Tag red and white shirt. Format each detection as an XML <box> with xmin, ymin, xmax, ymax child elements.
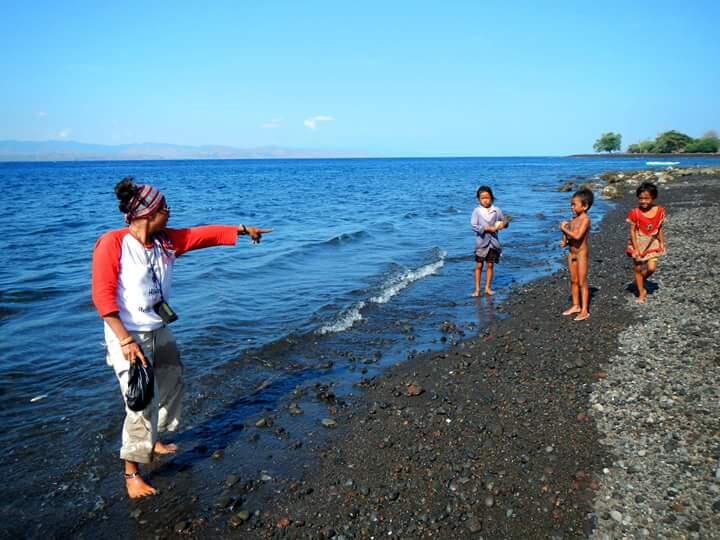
<box><xmin>92</xmin><ymin>226</ymin><xmax>238</xmax><ymax>333</ymax></box>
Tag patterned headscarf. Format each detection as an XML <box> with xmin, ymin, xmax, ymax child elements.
<box><xmin>125</xmin><ymin>184</ymin><xmax>166</xmax><ymax>223</ymax></box>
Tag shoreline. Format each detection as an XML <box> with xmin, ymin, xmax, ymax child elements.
<box><xmin>24</xmin><ymin>167</ymin><xmax>720</xmax><ymax>539</ymax></box>
<box><xmin>239</xmin><ymin>169</ymin><xmax>720</xmax><ymax>538</ymax></box>
<box><xmin>568</xmin><ymin>153</ymin><xmax>720</xmax><ymax>159</ymax></box>
<box><xmin>4</xmin><ymin>154</ymin><xmax>719</xmax><ymax>165</ymax></box>
<box><xmin>246</xmin><ymin>186</ymin><xmax>637</xmax><ymax>538</ymax></box>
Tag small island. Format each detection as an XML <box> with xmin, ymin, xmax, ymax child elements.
<box><xmin>570</xmin><ymin>130</ymin><xmax>720</xmax><ymax>157</ymax></box>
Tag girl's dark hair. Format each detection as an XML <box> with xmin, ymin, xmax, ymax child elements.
<box><xmin>573</xmin><ymin>187</ymin><xmax>594</xmax><ymax>209</ymax></box>
<box><xmin>114</xmin><ymin>176</ymin><xmax>138</xmax><ymax>214</ymax></box>
<box><xmin>476</xmin><ymin>185</ymin><xmax>495</xmax><ymax>202</ymax></box>
<box><xmin>636</xmin><ymin>181</ymin><xmax>658</xmax><ymax>199</ymax></box>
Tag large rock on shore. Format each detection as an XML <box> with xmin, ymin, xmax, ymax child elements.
<box><xmin>600</xmin><ymin>167</ymin><xmax>720</xmax><ymax>187</ymax></box>
<box><xmin>562</xmin><ymin>167</ymin><xmax>720</xmax><ymax>201</ymax></box>
<box><xmin>601</xmin><ymin>184</ymin><xmax>623</xmax><ymax>199</ymax></box>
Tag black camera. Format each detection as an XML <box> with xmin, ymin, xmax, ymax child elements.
<box><xmin>153</xmin><ymin>300</ymin><xmax>178</xmax><ymax>324</ymax></box>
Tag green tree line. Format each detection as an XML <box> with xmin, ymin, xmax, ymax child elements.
<box><xmin>626</xmin><ymin>130</ymin><xmax>719</xmax><ymax>153</ymax></box>
<box><xmin>594</xmin><ymin>130</ymin><xmax>720</xmax><ymax>154</ymax></box>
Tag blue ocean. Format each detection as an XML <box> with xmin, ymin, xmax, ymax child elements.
<box><xmin>0</xmin><ymin>156</ymin><xmax>715</xmax><ymax>533</ymax></box>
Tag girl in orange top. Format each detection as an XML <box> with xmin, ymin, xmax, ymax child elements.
<box><xmin>626</xmin><ymin>182</ymin><xmax>666</xmax><ymax>303</ymax></box>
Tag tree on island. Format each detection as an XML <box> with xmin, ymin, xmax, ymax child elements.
<box><xmin>684</xmin><ymin>138</ymin><xmax>720</xmax><ymax>153</ymax></box>
<box><xmin>685</xmin><ymin>130</ymin><xmax>720</xmax><ymax>153</ymax></box>
<box><xmin>652</xmin><ymin>130</ymin><xmax>693</xmax><ymax>153</ymax></box>
<box><xmin>627</xmin><ymin>139</ymin><xmax>656</xmax><ymax>153</ymax></box>
<box><xmin>626</xmin><ymin>129</ymin><xmax>719</xmax><ymax>154</ymax></box>
<box><xmin>593</xmin><ymin>132</ymin><xmax>622</xmax><ymax>153</ymax></box>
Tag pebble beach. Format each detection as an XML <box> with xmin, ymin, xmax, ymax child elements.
<box><xmin>590</xmin><ymin>172</ymin><xmax>720</xmax><ymax>539</ymax></box>
<box><xmin>15</xmin><ymin>166</ymin><xmax>719</xmax><ymax>539</ymax></box>
<box><xmin>239</xmin><ymin>168</ymin><xmax>720</xmax><ymax>539</ymax></box>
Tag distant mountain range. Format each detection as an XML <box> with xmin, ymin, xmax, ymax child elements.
<box><xmin>0</xmin><ymin>140</ymin><xmax>369</xmax><ymax>161</ymax></box>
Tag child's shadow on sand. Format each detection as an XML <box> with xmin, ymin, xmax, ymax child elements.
<box><xmin>625</xmin><ymin>280</ymin><xmax>659</xmax><ymax>297</ymax></box>
<box><xmin>585</xmin><ymin>286</ymin><xmax>600</xmax><ymax>309</ymax></box>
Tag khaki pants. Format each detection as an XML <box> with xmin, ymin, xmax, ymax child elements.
<box><xmin>107</xmin><ymin>326</ymin><xmax>184</xmax><ymax>464</ymax></box>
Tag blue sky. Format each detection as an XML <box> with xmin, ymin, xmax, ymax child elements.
<box><xmin>1</xmin><ymin>0</ymin><xmax>718</xmax><ymax>156</ymax></box>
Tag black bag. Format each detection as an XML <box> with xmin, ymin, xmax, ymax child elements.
<box><xmin>125</xmin><ymin>356</ymin><xmax>154</xmax><ymax>412</ymax></box>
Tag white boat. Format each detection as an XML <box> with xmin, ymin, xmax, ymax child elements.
<box><xmin>646</xmin><ymin>161</ymin><xmax>680</xmax><ymax>166</ymax></box>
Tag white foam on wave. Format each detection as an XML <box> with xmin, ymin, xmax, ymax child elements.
<box><xmin>316</xmin><ymin>251</ymin><xmax>446</xmax><ymax>335</ymax></box>
<box><xmin>370</xmin><ymin>253</ymin><xmax>446</xmax><ymax>304</ymax></box>
<box><xmin>317</xmin><ymin>301</ymin><xmax>366</xmax><ymax>335</ymax></box>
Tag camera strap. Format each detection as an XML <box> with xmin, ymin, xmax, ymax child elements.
<box><xmin>144</xmin><ymin>241</ymin><xmax>166</xmax><ymax>302</ymax></box>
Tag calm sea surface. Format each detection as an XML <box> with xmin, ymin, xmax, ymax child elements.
<box><xmin>0</xmin><ymin>156</ymin><xmax>715</xmax><ymax>531</ymax></box>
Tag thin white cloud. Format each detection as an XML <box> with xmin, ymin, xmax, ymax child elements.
<box><xmin>262</xmin><ymin>119</ymin><xmax>282</xmax><ymax>129</ymax></box>
<box><xmin>304</xmin><ymin>115</ymin><xmax>335</xmax><ymax>130</ymax></box>
<box><xmin>36</xmin><ymin>111</ymin><xmax>48</xmax><ymax>118</ymax></box>
<box><xmin>58</xmin><ymin>128</ymin><xmax>72</xmax><ymax>138</ymax></box>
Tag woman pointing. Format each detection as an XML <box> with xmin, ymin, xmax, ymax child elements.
<box><xmin>92</xmin><ymin>176</ymin><xmax>271</xmax><ymax>498</ymax></box>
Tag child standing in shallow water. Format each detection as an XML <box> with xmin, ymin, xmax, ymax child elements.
<box><xmin>471</xmin><ymin>186</ymin><xmax>507</xmax><ymax>296</ymax></box>
<box><xmin>626</xmin><ymin>182</ymin><xmax>666</xmax><ymax>303</ymax></box>
<box><xmin>559</xmin><ymin>188</ymin><xmax>593</xmax><ymax>321</ymax></box>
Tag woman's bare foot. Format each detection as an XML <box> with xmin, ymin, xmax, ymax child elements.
<box><xmin>562</xmin><ymin>306</ymin><xmax>581</xmax><ymax>316</ymax></box>
<box><xmin>635</xmin><ymin>295</ymin><xmax>646</xmax><ymax>304</ymax></box>
<box><xmin>125</xmin><ymin>472</ymin><xmax>157</xmax><ymax>499</ymax></box>
<box><xmin>471</xmin><ymin>290</ymin><xmax>481</xmax><ymax>297</ymax></box>
<box><xmin>484</xmin><ymin>288</ymin><xmax>495</xmax><ymax>296</ymax></box>
<box><xmin>153</xmin><ymin>441</ymin><xmax>177</xmax><ymax>455</ymax></box>
<box><xmin>574</xmin><ymin>312</ymin><xmax>590</xmax><ymax>321</ymax></box>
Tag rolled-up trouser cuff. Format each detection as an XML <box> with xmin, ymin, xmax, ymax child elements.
<box><xmin>107</xmin><ymin>326</ymin><xmax>183</xmax><ymax>463</ymax></box>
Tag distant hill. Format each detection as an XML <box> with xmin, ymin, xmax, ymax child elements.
<box><xmin>0</xmin><ymin>140</ymin><xmax>369</xmax><ymax>161</ymax></box>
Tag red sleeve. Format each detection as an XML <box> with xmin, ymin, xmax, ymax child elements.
<box><xmin>165</xmin><ymin>225</ymin><xmax>238</xmax><ymax>257</ymax></box>
<box><xmin>92</xmin><ymin>230</ymin><xmax>124</xmax><ymax>318</ymax></box>
<box><xmin>626</xmin><ymin>208</ymin><xmax>637</xmax><ymax>224</ymax></box>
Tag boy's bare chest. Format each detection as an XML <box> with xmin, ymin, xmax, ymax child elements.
<box><xmin>569</xmin><ymin>216</ymin><xmax>588</xmax><ymax>231</ymax></box>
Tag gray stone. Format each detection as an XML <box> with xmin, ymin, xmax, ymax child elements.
<box><xmin>467</xmin><ymin>514</ymin><xmax>482</xmax><ymax>533</ymax></box>
<box><xmin>224</xmin><ymin>474</ymin><xmax>239</xmax><ymax>488</ymax></box>
<box><xmin>602</xmin><ymin>184</ymin><xmax>622</xmax><ymax>199</ymax></box>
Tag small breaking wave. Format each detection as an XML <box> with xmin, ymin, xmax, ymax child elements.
<box><xmin>324</xmin><ymin>229</ymin><xmax>369</xmax><ymax>246</ymax></box>
<box><xmin>317</xmin><ymin>301</ymin><xmax>366</xmax><ymax>335</ymax></box>
<box><xmin>283</xmin><ymin>229</ymin><xmax>370</xmax><ymax>260</ymax></box>
<box><xmin>369</xmin><ymin>254</ymin><xmax>446</xmax><ymax>304</ymax></box>
<box><xmin>316</xmin><ymin>250</ymin><xmax>446</xmax><ymax>334</ymax></box>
